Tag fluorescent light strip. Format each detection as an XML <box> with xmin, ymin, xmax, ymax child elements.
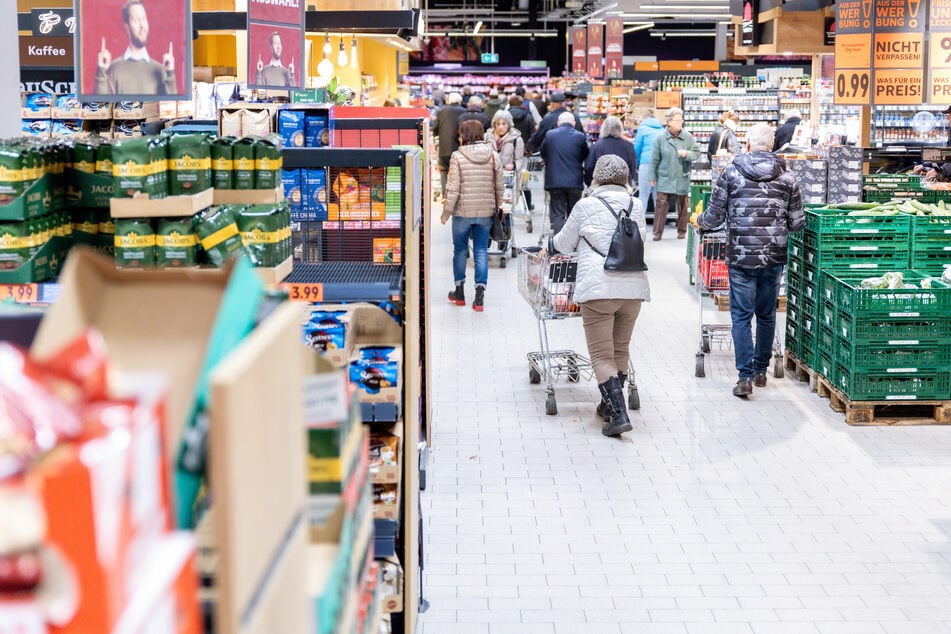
<box><xmin>623</xmin><ymin>22</ymin><xmax>655</xmax><ymax>33</ymax></box>
<box><xmin>650</xmin><ymin>31</ymin><xmax>717</xmax><ymax>36</ymax></box>
<box><xmin>445</xmin><ymin>31</ymin><xmax>558</xmax><ymax>37</ymax></box>
<box><xmin>472</xmin><ymin>20</ymin><xmax>483</xmax><ymax>35</ymax></box>
<box><xmin>639</xmin><ymin>4</ymin><xmax>729</xmax><ymax>8</ymax></box>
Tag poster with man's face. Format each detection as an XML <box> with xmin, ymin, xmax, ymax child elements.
<box><xmin>248</xmin><ymin>22</ymin><xmax>304</xmax><ymax>90</ymax></box>
<box><xmin>74</xmin><ymin>0</ymin><xmax>192</xmax><ymax>101</ymax></box>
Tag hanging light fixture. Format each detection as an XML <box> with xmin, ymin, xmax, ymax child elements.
<box><xmin>350</xmin><ymin>36</ymin><xmax>358</xmax><ymax>69</ymax></box>
<box><xmin>322</xmin><ymin>31</ymin><xmax>332</xmax><ymax>55</ymax></box>
<box><xmin>317</xmin><ymin>50</ymin><xmax>334</xmax><ymax>79</ymax></box>
<box><xmin>337</xmin><ymin>37</ymin><xmax>348</xmax><ymax>67</ymax></box>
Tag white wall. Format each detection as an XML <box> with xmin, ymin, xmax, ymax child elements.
<box><xmin>0</xmin><ymin>3</ymin><xmax>22</xmax><ymax>138</ymax></box>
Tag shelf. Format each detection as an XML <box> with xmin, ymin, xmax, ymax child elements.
<box><xmin>285</xmin><ymin>262</ymin><xmax>402</xmax><ymax>302</ymax></box>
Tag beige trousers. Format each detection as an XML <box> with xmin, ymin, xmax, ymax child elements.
<box><xmin>580</xmin><ymin>298</ymin><xmax>643</xmax><ymax>383</ymax></box>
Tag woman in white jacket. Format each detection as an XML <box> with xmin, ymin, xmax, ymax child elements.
<box><xmin>545</xmin><ymin>154</ymin><xmax>651</xmax><ymax>437</ymax></box>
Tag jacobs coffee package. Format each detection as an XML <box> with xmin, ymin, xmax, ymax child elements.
<box><xmin>168</xmin><ymin>134</ymin><xmax>212</xmax><ymax>196</ymax></box>
<box><xmin>254</xmin><ymin>135</ymin><xmax>283</xmax><ymax>190</ymax></box>
<box><xmin>113</xmin><ymin>217</ymin><xmax>156</xmax><ymax>268</ymax></box>
<box><xmin>232</xmin><ymin>137</ymin><xmax>258</xmax><ymax>190</ymax></box>
<box><xmin>236</xmin><ymin>204</ymin><xmax>282</xmax><ymax>267</ymax></box>
<box><xmin>195</xmin><ymin>205</ymin><xmax>246</xmax><ymax>266</ymax></box>
<box><xmin>156</xmin><ymin>217</ymin><xmax>198</xmax><ymax>268</ymax></box>
<box><xmin>211</xmin><ymin>136</ymin><xmax>237</xmax><ymax>190</ymax></box>
<box><xmin>111</xmin><ymin>138</ymin><xmax>152</xmax><ymax>198</ymax></box>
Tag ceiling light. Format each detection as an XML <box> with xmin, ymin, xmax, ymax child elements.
<box><xmin>337</xmin><ymin>38</ymin><xmax>348</xmax><ymax>66</ymax></box>
<box><xmin>350</xmin><ymin>36</ymin><xmax>358</xmax><ymax>69</ymax></box>
<box><xmin>473</xmin><ymin>20</ymin><xmax>483</xmax><ymax>35</ymax></box>
<box><xmin>323</xmin><ymin>32</ymin><xmax>332</xmax><ymax>55</ymax></box>
<box><xmin>446</xmin><ymin>30</ymin><xmax>558</xmax><ymax>37</ymax></box>
<box><xmin>511</xmin><ymin>21</ymin><xmax>522</xmax><ymax>26</ymax></box>
<box><xmin>649</xmin><ymin>30</ymin><xmax>717</xmax><ymax>37</ymax></box>
<box><xmin>623</xmin><ymin>22</ymin><xmax>655</xmax><ymax>33</ymax></box>
<box><xmin>317</xmin><ymin>54</ymin><xmax>334</xmax><ymax>80</ymax></box>
<box><xmin>639</xmin><ymin>4</ymin><xmax>728</xmax><ymax>8</ymax></box>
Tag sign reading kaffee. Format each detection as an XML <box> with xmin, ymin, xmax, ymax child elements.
<box><xmin>19</xmin><ymin>37</ymin><xmax>74</xmax><ymax>68</ymax></box>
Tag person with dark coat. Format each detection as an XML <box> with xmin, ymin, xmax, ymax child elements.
<box><xmin>772</xmin><ymin>109</ymin><xmax>802</xmax><ymax>151</ymax></box>
<box><xmin>531</xmin><ymin>90</ymin><xmax>549</xmax><ymax>118</ymax></box>
<box><xmin>707</xmin><ymin>110</ymin><xmax>741</xmax><ymax>160</ymax></box>
<box><xmin>584</xmin><ymin>116</ymin><xmax>637</xmax><ymax>187</ymax></box>
<box><xmin>508</xmin><ymin>95</ymin><xmax>536</xmax><ymax>210</ymax></box>
<box><xmin>538</xmin><ymin>111</ymin><xmax>589</xmax><ymax>234</ymax></box>
<box><xmin>529</xmin><ymin>92</ymin><xmax>583</xmax><ymax>151</ymax></box>
<box><xmin>694</xmin><ymin>123</ymin><xmax>804</xmax><ymax>398</ymax></box>
<box><xmin>456</xmin><ymin>96</ymin><xmax>492</xmax><ymax>136</ymax></box>
<box><xmin>483</xmin><ymin>90</ymin><xmax>503</xmax><ymax>122</ymax></box>
<box><xmin>432</xmin><ymin>92</ymin><xmax>466</xmax><ymax>199</ymax></box>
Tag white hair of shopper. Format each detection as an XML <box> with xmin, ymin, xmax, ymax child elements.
<box><xmin>557</xmin><ymin>111</ymin><xmax>575</xmax><ymax>126</ymax></box>
<box><xmin>747</xmin><ymin>123</ymin><xmax>775</xmax><ymax>151</ymax></box>
<box><xmin>446</xmin><ymin>92</ymin><xmax>463</xmax><ymax>105</ymax></box>
<box><xmin>492</xmin><ymin>110</ymin><xmax>514</xmax><ymax>128</ymax></box>
<box><xmin>599</xmin><ymin>116</ymin><xmax>625</xmax><ymax>139</ymax></box>
<box><xmin>468</xmin><ymin>96</ymin><xmax>483</xmax><ymax>109</ymax></box>
<box><xmin>665</xmin><ymin>107</ymin><xmax>684</xmax><ymax>122</ymax></box>
<box><xmin>785</xmin><ymin>109</ymin><xmax>801</xmax><ymax>121</ymax></box>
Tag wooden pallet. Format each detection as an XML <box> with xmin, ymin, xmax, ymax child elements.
<box><xmin>815</xmin><ymin>374</ymin><xmax>951</xmax><ymax>426</ymax></box>
<box><xmin>783</xmin><ymin>349</ymin><xmax>815</xmax><ymax>388</ymax></box>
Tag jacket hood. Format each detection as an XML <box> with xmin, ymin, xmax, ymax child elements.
<box><xmin>486</xmin><ymin>98</ymin><xmax>501</xmax><ymax>105</ymax></box>
<box><xmin>733</xmin><ymin>150</ymin><xmax>785</xmax><ymax>182</ymax></box>
<box><xmin>639</xmin><ymin>117</ymin><xmax>663</xmax><ymax>132</ymax></box>
<box><xmin>458</xmin><ymin>142</ymin><xmax>494</xmax><ymax>165</ymax></box>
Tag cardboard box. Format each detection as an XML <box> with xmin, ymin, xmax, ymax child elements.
<box><xmin>22</xmin><ymin>93</ymin><xmax>53</xmax><ymax>119</ymax></box>
<box><xmin>52</xmin><ymin>94</ymin><xmax>82</xmax><ymax>119</ymax></box>
<box><xmin>373</xmin><ymin>482</ymin><xmax>400</xmax><ymax>520</ymax></box>
<box><xmin>114</xmin><ymin>101</ymin><xmax>160</xmax><ymax>120</ymax></box>
<box><xmin>159</xmin><ymin>101</ymin><xmax>178</xmax><ymax>118</ymax></box>
<box><xmin>379</xmin><ymin>557</ymin><xmax>403</xmax><ymax>614</ymax></box>
<box><xmin>303</xmin><ymin>305</ymin><xmax>353</xmax><ymax>367</ymax></box>
<box><xmin>111</xmin><ymin>532</ymin><xmax>201</xmax><ymax>634</ymax></box>
<box><xmin>0</xmin><ymin>235</ymin><xmax>68</xmax><ymax>284</ymax></box>
<box><xmin>350</xmin><ymin>344</ymin><xmax>402</xmax><ymax>405</ymax></box>
<box><xmin>177</xmin><ymin>100</ymin><xmax>195</xmax><ymax>118</ymax></box>
<box><xmin>255</xmin><ymin>255</ymin><xmax>293</xmax><ymax>285</ymax></box>
<box><xmin>22</xmin><ymin>118</ymin><xmax>51</xmax><ymax>138</ymax></box>
<box><xmin>369</xmin><ymin>422</ymin><xmax>401</xmax><ymax>485</ymax></box>
<box><xmin>82</xmin><ymin>101</ymin><xmax>113</xmax><ymax>120</ymax></box>
<box><xmin>110</xmin><ymin>188</ymin><xmax>214</xmax><ymax>218</ymax></box>
<box><xmin>213</xmin><ymin>186</ymin><xmax>283</xmax><ymax>206</ymax></box>
<box><xmin>0</xmin><ymin>173</ymin><xmax>55</xmax><ymax>221</ymax></box>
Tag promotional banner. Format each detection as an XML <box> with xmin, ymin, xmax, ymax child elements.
<box><xmin>605</xmin><ymin>17</ymin><xmax>624</xmax><ymax>78</ymax></box>
<box><xmin>930</xmin><ymin>0</ymin><xmax>951</xmax><ymax>102</ymax></box>
<box><xmin>587</xmin><ymin>22</ymin><xmax>604</xmax><ymax>79</ymax></box>
<box><xmin>248</xmin><ymin>0</ymin><xmax>305</xmax><ymax>90</ymax></box>
<box><xmin>248</xmin><ymin>0</ymin><xmax>303</xmax><ymax>25</ymax></box>
<box><xmin>571</xmin><ymin>26</ymin><xmax>586</xmax><ymax>75</ymax></box>
<box><xmin>75</xmin><ymin>0</ymin><xmax>192</xmax><ymax>101</ymax></box>
<box><xmin>248</xmin><ymin>22</ymin><xmax>303</xmax><ymax>89</ymax></box>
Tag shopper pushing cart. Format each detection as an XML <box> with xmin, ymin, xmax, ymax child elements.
<box><xmin>485</xmin><ymin>110</ymin><xmax>525</xmax><ymax>267</ymax></box>
<box><xmin>534</xmin><ymin>155</ymin><xmax>650</xmax><ymax>437</ymax></box>
<box><xmin>691</xmin><ymin>122</ymin><xmax>805</xmax><ymax>398</ymax></box>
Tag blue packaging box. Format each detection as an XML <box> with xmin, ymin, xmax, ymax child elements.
<box><xmin>304</xmin><ymin>168</ymin><xmax>328</xmax><ymax>220</ymax></box>
<box><xmin>305</xmin><ymin>114</ymin><xmax>330</xmax><ymax>147</ymax></box>
<box><xmin>282</xmin><ymin>169</ymin><xmax>303</xmax><ymax>214</ymax></box>
<box><xmin>279</xmin><ymin>110</ymin><xmax>306</xmax><ymax>148</ymax></box>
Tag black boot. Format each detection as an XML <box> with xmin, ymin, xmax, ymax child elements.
<box><xmin>448</xmin><ymin>284</ymin><xmax>465</xmax><ymax>306</ymax></box>
<box><xmin>598</xmin><ymin>376</ymin><xmax>633</xmax><ymax>437</ymax></box>
<box><xmin>472</xmin><ymin>286</ymin><xmax>484</xmax><ymax>312</ymax></box>
<box><xmin>596</xmin><ymin>372</ymin><xmax>627</xmax><ymax>421</ymax></box>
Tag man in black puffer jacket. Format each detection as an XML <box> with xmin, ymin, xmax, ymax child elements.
<box><xmin>695</xmin><ymin>122</ymin><xmax>804</xmax><ymax>399</ymax></box>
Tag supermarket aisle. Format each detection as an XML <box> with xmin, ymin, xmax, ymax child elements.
<box><xmin>420</xmin><ymin>190</ymin><xmax>951</xmax><ymax>634</ymax></box>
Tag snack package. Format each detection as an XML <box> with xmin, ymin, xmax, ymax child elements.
<box><xmin>349</xmin><ymin>346</ymin><xmax>399</xmax><ymax>395</ymax></box>
<box><xmin>278</xmin><ymin>109</ymin><xmax>306</xmax><ymax>148</ymax></box>
<box><xmin>282</xmin><ymin>169</ymin><xmax>302</xmax><ymax>215</ymax></box>
<box><xmin>156</xmin><ymin>217</ymin><xmax>198</xmax><ymax>268</ymax></box>
<box><xmin>369</xmin><ymin>433</ymin><xmax>399</xmax><ymax>468</ymax></box>
<box><xmin>304</xmin><ymin>311</ymin><xmax>347</xmax><ymax>352</ymax></box>
<box><xmin>195</xmin><ymin>205</ymin><xmax>245</xmax><ymax>266</ymax></box>
<box><xmin>168</xmin><ymin>133</ymin><xmax>212</xmax><ymax>196</ymax></box>
<box><xmin>113</xmin><ymin>217</ymin><xmax>155</xmax><ymax>268</ymax></box>
<box><xmin>254</xmin><ymin>135</ymin><xmax>283</xmax><ymax>189</ymax></box>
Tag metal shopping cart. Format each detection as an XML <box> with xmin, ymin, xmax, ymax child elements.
<box><xmin>691</xmin><ymin>226</ymin><xmax>785</xmax><ymax>379</ymax></box>
<box><xmin>510</xmin><ymin>168</ymin><xmax>535</xmax><ymax>234</ymax></box>
<box><xmin>518</xmin><ymin>247</ymin><xmax>640</xmax><ymax>416</ymax></box>
<box><xmin>487</xmin><ymin>170</ymin><xmax>522</xmax><ymax>267</ymax></box>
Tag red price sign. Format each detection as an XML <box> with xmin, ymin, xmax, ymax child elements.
<box><xmin>282</xmin><ymin>283</ymin><xmax>324</xmax><ymax>303</ymax></box>
<box><xmin>3</xmin><ymin>284</ymin><xmax>38</xmax><ymax>304</ymax></box>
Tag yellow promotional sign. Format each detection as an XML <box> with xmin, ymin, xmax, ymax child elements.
<box><xmin>873</xmin><ymin>32</ymin><xmax>924</xmax><ymax>68</ymax></box>
<box><xmin>835</xmin><ymin>33</ymin><xmax>873</xmax><ymax>68</ymax></box>
<box><xmin>834</xmin><ymin>70</ymin><xmax>872</xmax><ymax>104</ymax></box>
<box><xmin>929</xmin><ymin>68</ymin><xmax>951</xmax><ymax>103</ymax></box>
<box><xmin>874</xmin><ymin>68</ymin><xmax>924</xmax><ymax>104</ymax></box>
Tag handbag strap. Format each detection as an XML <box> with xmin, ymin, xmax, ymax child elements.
<box><xmin>581</xmin><ymin>195</ymin><xmax>635</xmax><ymax>256</ymax></box>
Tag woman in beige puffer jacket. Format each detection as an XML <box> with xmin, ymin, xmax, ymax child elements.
<box><xmin>442</xmin><ymin>119</ymin><xmax>504</xmax><ymax>312</ymax></box>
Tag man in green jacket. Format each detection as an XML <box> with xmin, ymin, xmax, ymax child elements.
<box><xmin>95</xmin><ymin>0</ymin><xmax>177</xmax><ymax>96</ymax></box>
<box><xmin>649</xmin><ymin>107</ymin><xmax>701</xmax><ymax>240</ymax></box>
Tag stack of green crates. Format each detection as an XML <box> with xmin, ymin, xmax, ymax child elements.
<box><xmin>821</xmin><ymin>272</ymin><xmax>951</xmax><ymax>400</ymax></box>
<box><xmin>911</xmin><ymin>215</ymin><xmax>951</xmax><ymax>275</ymax></box>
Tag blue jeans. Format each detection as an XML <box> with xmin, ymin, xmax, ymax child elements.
<box><xmin>728</xmin><ymin>265</ymin><xmax>784</xmax><ymax>379</ymax></box>
<box><xmin>637</xmin><ymin>163</ymin><xmax>656</xmax><ymax>212</ymax></box>
<box><xmin>452</xmin><ymin>216</ymin><xmax>492</xmax><ymax>287</ymax></box>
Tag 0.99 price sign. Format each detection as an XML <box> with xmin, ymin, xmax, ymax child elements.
<box><xmin>835</xmin><ymin>70</ymin><xmax>871</xmax><ymax>104</ymax></box>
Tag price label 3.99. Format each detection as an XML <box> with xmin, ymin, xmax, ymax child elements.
<box><xmin>835</xmin><ymin>70</ymin><xmax>871</xmax><ymax>104</ymax></box>
<box><xmin>281</xmin><ymin>283</ymin><xmax>324</xmax><ymax>303</ymax></box>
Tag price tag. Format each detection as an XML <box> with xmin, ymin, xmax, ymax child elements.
<box><xmin>282</xmin><ymin>283</ymin><xmax>324</xmax><ymax>303</ymax></box>
<box><xmin>2</xmin><ymin>284</ymin><xmax>39</xmax><ymax>304</ymax></box>
<box><xmin>834</xmin><ymin>70</ymin><xmax>872</xmax><ymax>104</ymax></box>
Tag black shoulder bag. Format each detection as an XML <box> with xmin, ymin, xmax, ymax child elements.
<box><xmin>582</xmin><ymin>196</ymin><xmax>648</xmax><ymax>272</ymax></box>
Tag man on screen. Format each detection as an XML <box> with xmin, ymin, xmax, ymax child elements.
<box><xmin>95</xmin><ymin>0</ymin><xmax>177</xmax><ymax>96</ymax></box>
<box><xmin>256</xmin><ymin>32</ymin><xmax>295</xmax><ymax>87</ymax></box>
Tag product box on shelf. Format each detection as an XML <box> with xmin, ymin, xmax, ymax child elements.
<box><xmin>218</xmin><ymin>103</ymin><xmax>280</xmax><ymax>138</ymax></box>
<box><xmin>826</xmin><ymin>145</ymin><xmax>864</xmax><ymax>204</ymax></box>
<box><xmin>373</xmin><ymin>519</ymin><xmax>399</xmax><ymax>558</ymax></box>
<box><xmin>379</xmin><ymin>556</ymin><xmax>403</xmax><ymax>614</ymax></box>
<box><xmin>786</xmin><ymin>157</ymin><xmax>828</xmax><ymax>205</ymax></box>
<box><xmin>303</xmin><ymin>168</ymin><xmax>329</xmax><ymax>221</ymax></box>
<box><xmin>308</xmin><ymin>402</ymin><xmax>366</xmax><ymax>496</ymax></box>
<box><xmin>52</xmin><ymin>94</ymin><xmax>82</xmax><ymax>119</ymax></box>
<box><xmin>303</xmin><ymin>305</ymin><xmax>353</xmax><ymax>367</ymax></box>
<box><xmin>279</xmin><ymin>109</ymin><xmax>306</xmax><ymax>148</ymax></box>
<box><xmin>0</xmin><ymin>173</ymin><xmax>56</xmax><ymax>220</ymax></box>
<box><xmin>22</xmin><ymin>93</ymin><xmax>53</xmax><ymax>119</ymax></box>
<box><xmin>81</xmin><ymin>102</ymin><xmax>113</xmax><ymax>120</ymax></box>
<box><xmin>372</xmin><ymin>481</ymin><xmax>400</xmax><ymax>520</ymax></box>
<box><xmin>0</xmin><ymin>235</ymin><xmax>69</xmax><ymax>284</ymax></box>
<box><xmin>114</xmin><ymin>101</ymin><xmax>160</xmax><ymax>120</ymax></box>
<box><xmin>213</xmin><ymin>186</ymin><xmax>284</xmax><ymax>206</ymax></box>
<box><xmin>52</xmin><ymin>120</ymin><xmax>82</xmax><ymax>139</ymax></box>
<box><xmin>22</xmin><ymin>119</ymin><xmax>51</xmax><ymax>138</ymax></box>
<box><xmin>66</xmin><ymin>169</ymin><xmax>114</xmax><ymax>208</ymax></box>
<box><xmin>350</xmin><ymin>344</ymin><xmax>402</xmax><ymax>405</ymax></box>
<box><xmin>110</xmin><ymin>188</ymin><xmax>214</xmax><ymax>218</ymax></box>
<box><xmin>369</xmin><ymin>422</ymin><xmax>401</xmax><ymax>485</ymax></box>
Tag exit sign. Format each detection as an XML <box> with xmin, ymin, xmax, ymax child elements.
<box><xmin>481</xmin><ymin>53</ymin><xmax>499</xmax><ymax>64</ymax></box>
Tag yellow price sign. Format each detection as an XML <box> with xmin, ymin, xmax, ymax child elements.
<box><xmin>281</xmin><ymin>283</ymin><xmax>324</xmax><ymax>303</ymax></box>
<box><xmin>834</xmin><ymin>69</ymin><xmax>872</xmax><ymax>104</ymax></box>
<box><xmin>3</xmin><ymin>284</ymin><xmax>39</xmax><ymax>304</ymax></box>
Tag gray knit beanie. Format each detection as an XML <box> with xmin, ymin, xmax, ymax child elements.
<box><xmin>592</xmin><ymin>154</ymin><xmax>629</xmax><ymax>188</ymax></box>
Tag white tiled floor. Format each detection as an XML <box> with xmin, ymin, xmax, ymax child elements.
<box><xmin>419</xmin><ymin>182</ymin><xmax>951</xmax><ymax>634</ymax></box>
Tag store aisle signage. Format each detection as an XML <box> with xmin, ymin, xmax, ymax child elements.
<box><xmin>587</xmin><ymin>22</ymin><xmax>604</xmax><ymax>79</ymax></box>
<box><xmin>571</xmin><ymin>26</ymin><xmax>586</xmax><ymax>75</ymax></box>
<box><xmin>74</xmin><ymin>0</ymin><xmax>193</xmax><ymax>101</ymax></box>
<box><xmin>605</xmin><ymin>17</ymin><xmax>624</xmax><ymax>78</ymax></box>
<box><xmin>481</xmin><ymin>52</ymin><xmax>499</xmax><ymax>64</ymax></box>
<box><xmin>30</xmin><ymin>9</ymin><xmax>75</xmax><ymax>37</ymax></box>
<box><xmin>834</xmin><ymin>0</ymin><xmax>951</xmax><ymax>104</ymax></box>
<box><xmin>19</xmin><ymin>37</ymin><xmax>74</xmax><ymax>68</ymax></box>
<box><xmin>248</xmin><ymin>0</ymin><xmax>305</xmax><ymax>90</ymax></box>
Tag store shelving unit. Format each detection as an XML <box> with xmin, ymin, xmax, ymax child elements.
<box><xmin>870</xmin><ymin>106</ymin><xmax>950</xmax><ymax>147</ymax></box>
<box><xmin>403</xmin><ymin>67</ymin><xmax>549</xmax><ymax>102</ymax></box>
<box><xmin>681</xmin><ymin>89</ymin><xmax>782</xmax><ymax>155</ymax></box>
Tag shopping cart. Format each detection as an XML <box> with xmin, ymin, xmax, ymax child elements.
<box><xmin>510</xmin><ymin>168</ymin><xmax>535</xmax><ymax>234</ymax></box>
<box><xmin>518</xmin><ymin>247</ymin><xmax>639</xmax><ymax>416</ymax></box>
<box><xmin>690</xmin><ymin>226</ymin><xmax>785</xmax><ymax>379</ymax></box>
<box><xmin>487</xmin><ymin>170</ymin><xmax>521</xmax><ymax>267</ymax></box>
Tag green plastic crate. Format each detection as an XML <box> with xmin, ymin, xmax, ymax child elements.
<box><xmin>806</xmin><ymin>207</ymin><xmax>911</xmax><ymax>241</ymax></box>
<box><xmin>800</xmin><ymin>296</ymin><xmax>820</xmax><ymax>336</ymax></box>
<box><xmin>820</xmin><ymin>301</ymin><xmax>837</xmax><ymax>331</ymax></box>
<box><xmin>911</xmin><ymin>215</ymin><xmax>951</xmax><ymax>244</ymax></box>
<box><xmin>834</xmin><ymin>337</ymin><xmax>951</xmax><ymax>373</ymax></box>
<box><xmin>863</xmin><ymin>189</ymin><xmax>936</xmax><ymax>204</ymax></box>
<box><xmin>829</xmin><ymin>272</ymin><xmax>951</xmax><ymax>319</ymax></box>
<box><xmin>785</xmin><ymin>320</ymin><xmax>802</xmax><ymax>357</ymax></box>
<box><xmin>832</xmin><ymin>365</ymin><xmax>951</xmax><ymax>401</ymax></box>
<box><xmin>817</xmin><ymin>352</ymin><xmax>838</xmax><ymax>383</ymax></box>
<box><xmin>862</xmin><ymin>174</ymin><xmax>922</xmax><ymax>189</ymax></box>
<box><xmin>800</xmin><ymin>330</ymin><xmax>818</xmax><ymax>368</ymax></box>
<box><xmin>838</xmin><ymin>311</ymin><xmax>951</xmax><ymax>341</ymax></box>
<box><xmin>909</xmin><ymin>249</ymin><xmax>951</xmax><ymax>275</ymax></box>
<box><xmin>804</xmin><ymin>242</ymin><xmax>910</xmax><ymax>271</ymax></box>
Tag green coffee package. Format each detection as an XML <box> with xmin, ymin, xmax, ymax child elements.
<box><xmin>237</xmin><ymin>204</ymin><xmax>282</xmax><ymax>267</ymax></box>
<box><xmin>0</xmin><ymin>219</ymin><xmax>33</xmax><ymax>269</ymax></box>
<box><xmin>72</xmin><ymin>141</ymin><xmax>97</xmax><ymax>174</ymax></box>
<box><xmin>72</xmin><ymin>208</ymin><xmax>99</xmax><ymax>236</ymax></box>
<box><xmin>149</xmin><ymin>136</ymin><xmax>169</xmax><ymax>199</ymax></box>
<box><xmin>195</xmin><ymin>205</ymin><xmax>245</xmax><ymax>266</ymax></box>
<box><xmin>233</xmin><ymin>137</ymin><xmax>258</xmax><ymax>190</ymax></box>
<box><xmin>156</xmin><ymin>217</ymin><xmax>198</xmax><ymax>268</ymax></box>
<box><xmin>0</xmin><ymin>147</ymin><xmax>28</xmax><ymax>204</ymax></box>
<box><xmin>212</xmin><ymin>136</ymin><xmax>236</xmax><ymax>190</ymax></box>
<box><xmin>169</xmin><ymin>134</ymin><xmax>211</xmax><ymax>196</ymax></box>
<box><xmin>97</xmin><ymin>210</ymin><xmax>115</xmax><ymax>238</ymax></box>
<box><xmin>112</xmin><ymin>138</ymin><xmax>151</xmax><ymax>198</ymax></box>
<box><xmin>114</xmin><ymin>218</ymin><xmax>155</xmax><ymax>268</ymax></box>
<box><xmin>254</xmin><ymin>135</ymin><xmax>283</xmax><ymax>190</ymax></box>
<box><xmin>95</xmin><ymin>141</ymin><xmax>113</xmax><ymax>178</ymax></box>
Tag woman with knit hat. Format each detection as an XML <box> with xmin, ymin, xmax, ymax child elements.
<box><xmin>543</xmin><ymin>154</ymin><xmax>651</xmax><ymax>437</ymax></box>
